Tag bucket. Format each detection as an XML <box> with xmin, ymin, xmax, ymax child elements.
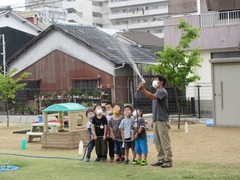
<box><xmin>38</xmin><ymin>116</ymin><xmax>43</xmax><ymax>123</ymax></box>
<box><xmin>206</xmin><ymin>119</ymin><xmax>214</xmax><ymax>127</ymax></box>
<box><xmin>21</xmin><ymin>138</ymin><xmax>26</xmax><ymax>150</ymax></box>
<box><xmin>147</xmin><ymin>134</ymin><xmax>155</xmax><ymax>144</ymax></box>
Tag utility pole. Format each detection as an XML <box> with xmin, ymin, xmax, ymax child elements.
<box><xmin>0</xmin><ymin>34</ymin><xmax>9</xmax><ymax>127</ymax></box>
<box><xmin>0</xmin><ymin>34</ymin><xmax>6</xmax><ymax>77</ymax></box>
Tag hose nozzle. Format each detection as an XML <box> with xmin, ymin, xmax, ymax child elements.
<box><xmin>139</xmin><ymin>76</ymin><xmax>145</xmax><ymax>84</ymax></box>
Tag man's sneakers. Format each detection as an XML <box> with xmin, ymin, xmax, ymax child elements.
<box><xmin>151</xmin><ymin>160</ymin><xmax>164</xmax><ymax>166</ymax></box>
<box><xmin>161</xmin><ymin>161</ymin><xmax>173</xmax><ymax>168</ymax></box>
<box><xmin>85</xmin><ymin>158</ymin><xmax>90</xmax><ymax>162</ymax></box>
<box><xmin>151</xmin><ymin>160</ymin><xmax>173</xmax><ymax>168</ymax></box>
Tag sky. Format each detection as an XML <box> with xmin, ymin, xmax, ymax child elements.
<box><xmin>0</xmin><ymin>0</ymin><xmax>25</xmax><ymax>10</ymax></box>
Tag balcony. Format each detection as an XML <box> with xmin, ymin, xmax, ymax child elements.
<box><xmin>109</xmin><ymin>8</ymin><xmax>168</xmax><ymax>20</ymax></box>
<box><xmin>111</xmin><ymin>19</ymin><xmax>164</xmax><ymax>30</ymax></box>
<box><xmin>201</xmin><ymin>10</ymin><xmax>240</xmax><ymax>28</ymax></box>
<box><xmin>108</xmin><ymin>0</ymin><xmax>168</xmax><ymax>8</ymax></box>
<box><xmin>93</xmin><ymin>17</ymin><xmax>104</xmax><ymax>24</ymax></box>
<box><xmin>164</xmin><ymin>14</ymin><xmax>240</xmax><ymax>50</ymax></box>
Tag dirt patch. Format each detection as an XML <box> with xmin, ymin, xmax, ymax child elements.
<box><xmin>0</xmin><ymin>122</ymin><xmax>240</xmax><ymax>165</ymax></box>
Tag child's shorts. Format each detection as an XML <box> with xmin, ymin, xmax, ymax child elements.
<box><xmin>124</xmin><ymin>138</ymin><xmax>135</xmax><ymax>149</ymax></box>
<box><xmin>135</xmin><ymin>138</ymin><xmax>148</xmax><ymax>155</ymax></box>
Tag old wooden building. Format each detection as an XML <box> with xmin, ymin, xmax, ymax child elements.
<box><xmin>7</xmin><ymin>23</ymin><xmax>157</xmax><ymax>110</ymax></box>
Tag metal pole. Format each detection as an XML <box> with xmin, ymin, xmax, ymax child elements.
<box><xmin>196</xmin><ymin>85</ymin><xmax>201</xmax><ymax>119</ymax></box>
<box><xmin>1</xmin><ymin>34</ymin><xmax>6</xmax><ymax>77</ymax></box>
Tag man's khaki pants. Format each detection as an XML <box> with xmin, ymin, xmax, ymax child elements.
<box><xmin>153</xmin><ymin>121</ymin><xmax>173</xmax><ymax>162</ymax></box>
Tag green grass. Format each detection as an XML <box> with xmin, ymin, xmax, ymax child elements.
<box><xmin>0</xmin><ymin>154</ymin><xmax>239</xmax><ymax>180</ymax></box>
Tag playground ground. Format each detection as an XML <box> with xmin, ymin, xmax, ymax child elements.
<box><xmin>0</xmin><ymin>121</ymin><xmax>240</xmax><ymax>165</ymax></box>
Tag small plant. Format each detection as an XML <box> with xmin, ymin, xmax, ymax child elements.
<box><xmin>26</xmin><ymin>106</ymin><xmax>34</xmax><ymax>114</ymax></box>
<box><xmin>81</xmin><ymin>101</ymin><xmax>88</xmax><ymax>107</ymax></box>
<box><xmin>93</xmin><ymin>89</ymin><xmax>101</xmax><ymax>97</ymax></box>
<box><xmin>83</xmin><ymin>90</ymin><xmax>89</xmax><ymax>98</ymax></box>
<box><xmin>117</xmin><ymin>100</ymin><xmax>124</xmax><ymax>107</ymax></box>
<box><xmin>73</xmin><ymin>89</ymin><xmax>81</xmax><ymax>96</ymax></box>
<box><xmin>16</xmin><ymin>105</ymin><xmax>25</xmax><ymax>114</ymax></box>
<box><xmin>45</xmin><ymin>93</ymin><xmax>52</xmax><ymax>99</ymax></box>
<box><xmin>62</xmin><ymin>91</ymin><xmax>68</xmax><ymax>97</ymax></box>
<box><xmin>50</xmin><ymin>92</ymin><xmax>57</xmax><ymax>99</ymax></box>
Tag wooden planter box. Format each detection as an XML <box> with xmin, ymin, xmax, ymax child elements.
<box><xmin>42</xmin><ymin>129</ymin><xmax>88</xmax><ymax>149</ymax></box>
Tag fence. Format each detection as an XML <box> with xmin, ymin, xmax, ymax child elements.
<box><xmin>135</xmin><ymin>92</ymin><xmax>196</xmax><ymax>116</ymax></box>
<box><xmin>1</xmin><ymin>84</ymin><xmax>212</xmax><ymax>117</ymax></box>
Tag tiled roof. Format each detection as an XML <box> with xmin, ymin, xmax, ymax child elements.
<box><xmin>53</xmin><ymin>23</ymin><xmax>157</xmax><ymax>64</ymax></box>
<box><xmin>7</xmin><ymin>23</ymin><xmax>157</xmax><ymax>64</ymax></box>
<box><xmin>116</xmin><ymin>31</ymin><xmax>164</xmax><ymax>47</ymax></box>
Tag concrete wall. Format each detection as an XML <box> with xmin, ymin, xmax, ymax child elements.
<box><xmin>0</xmin><ymin>115</ymin><xmax>39</xmax><ymax>123</ymax></box>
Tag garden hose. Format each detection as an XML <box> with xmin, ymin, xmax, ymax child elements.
<box><xmin>0</xmin><ymin>139</ymin><xmax>93</xmax><ymax>161</ymax></box>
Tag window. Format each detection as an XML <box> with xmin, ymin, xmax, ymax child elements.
<box><xmin>68</xmin><ymin>20</ymin><xmax>77</xmax><ymax>23</ymax></box>
<box><xmin>16</xmin><ymin>80</ymin><xmax>40</xmax><ymax>100</ymax></box>
<box><xmin>67</xmin><ymin>8</ymin><xmax>76</xmax><ymax>14</ymax></box>
<box><xmin>93</xmin><ymin>12</ymin><xmax>102</xmax><ymax>18</ymax></box>
<box><xmin>93</xmin><ymin>1</ymin><xmax>102</xmax><ymax>7</ymax></box>
<box><xmin>75</xmin><ymin>80</ymin><xmax>98</xmax><ymax>91</ymax></box>
<box><xmin>211</xmin><ymin>51</ymin><xmax>240</xmax><ymax>59</ymax></box>
<box><xmin>153</xmin><ymin>28</ymin><xmax>163</xmax><ymax>34</ymax></box>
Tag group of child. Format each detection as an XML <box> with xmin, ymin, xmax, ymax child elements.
<box><xmin>85</xmin><ymin>103</ymin><xmax>148</xmax><ymax>165</ymax></box>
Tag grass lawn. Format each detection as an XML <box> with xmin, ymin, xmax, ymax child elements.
<box><xmin>0</xmin><ymin>154</ymin><xmax>239</xmax><ymax>180</ymax></box>
<box><xmin>0</xmin><ymin>122</ymin><xmax>240</xmax><ymax>179</ymax></box>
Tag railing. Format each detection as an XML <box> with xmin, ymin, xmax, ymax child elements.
<box><xmin>201</xmin><ymin>10</ymin><xmax>240</xmax><ymax>28</ymax></box>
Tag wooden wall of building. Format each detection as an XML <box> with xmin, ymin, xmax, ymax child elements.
<box><xmin>15</xmin><ymin>50</ymin><xmax>114</xmax><ymax>89</ymax></box>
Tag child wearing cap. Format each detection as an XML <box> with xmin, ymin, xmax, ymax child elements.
<box><xmin>119</xmin><ymin>105</ymin><xmax>136</xmax><ymax>164</ymax></box>
<box><xmin>132</xmin><ymin>108</ymin><xmax>148</xmax><ymax>166</ymax></box>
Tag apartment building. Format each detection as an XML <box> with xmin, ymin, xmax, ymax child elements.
<box><xmin>25</xmin><ymin>0</ymin><xmax>109</xmax><ymax>27</ymax></box>
<box><xmin>108</xmin><ymin>0</ymin><xmax>169</xmax><ymax>38</ymax></box>
<box><xmin>24</xmin><ymin>0</ymin><xmax>170</xmax><ymax>37</ymax></box>
<box><xmin>23</xmin><ymin>0</ymin><xmax>203</xmax><ymax>37</ymax></box>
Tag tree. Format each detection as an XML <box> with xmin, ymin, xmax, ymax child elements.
<box><xmin>0</xmin><ymin>67</ymin><xmax>31</xmax><ymax>127</ymax></box>
<box><xmin>146</xmin><ymin>18</ymin><xmax>202</xmax><ymax>129</ymax></box>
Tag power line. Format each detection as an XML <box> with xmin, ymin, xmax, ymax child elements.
<box><xmin>0</xmin><ymin>0</ymin><xmax>63</xmax><ymax>11</ymax></box>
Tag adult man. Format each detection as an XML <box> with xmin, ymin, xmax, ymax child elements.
<box><xmin>138</xmin><ymin>75</ymin><xmax>173</xmax><ymax>168</ymax></box>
